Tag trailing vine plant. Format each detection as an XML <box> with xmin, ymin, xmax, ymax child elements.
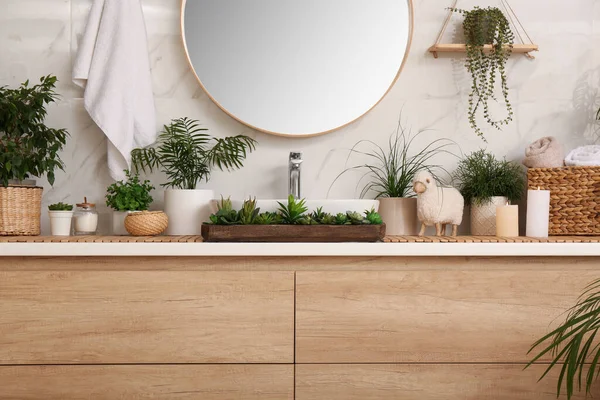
<box><xmin>451</xmin><ymin>7</ymin><xmax>515</xmax><ymax>140</ymax></box>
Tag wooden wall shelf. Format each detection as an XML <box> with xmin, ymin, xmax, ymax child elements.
<box><xmin>429</xmin><ymin>43</ymin><xmax>539</xmax><ymax>59</ymax></box>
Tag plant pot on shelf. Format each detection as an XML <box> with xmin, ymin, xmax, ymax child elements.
<box><xmin>48</xmin><ymin>210</ymin><xmax>74</xmax><ymax>236</ymax></box>
<box><xmin>164</xmin><ymin>189</ymin><xmax>214</xmax><ymax>235</ymax></box>
<box><xmin>112</xmin><ymin>211</ymin><xmax>132</xmax><ymax>236</ymax></box>
<box><xmin>125</xmin><ymin>211</ymin><xmax>168</xmax><ymax>236</ymax></box>
<box><xmin>0</xmin><ymin>181</ymin><xmax>43</xmax><ymax>236</ymax></box>
<box><xmin>470</xmin><ymin>196</ymin><xmax>508</xmax><ymax>236</ymax></box>
<box><xmin>377</xmin><ymin>197</ymin><xmax>419</xmax><ymax>236</ymax></box>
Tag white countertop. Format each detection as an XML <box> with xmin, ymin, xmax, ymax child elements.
<box><xmin>1</xmin><ymin>241</ymin><xmax>599</xmax><ymax>257</ymax></box>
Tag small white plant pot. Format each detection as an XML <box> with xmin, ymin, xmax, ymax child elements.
<box><xmin>470</xmin><ymin>196</ymin><xmax>508</xmax><ymax>236</ymax></box>
<box><xmin>164</xmin><ymin>189</ymin><xmax>215</xmax><ymax>235</ymax></box>
<box><xmin>48</xmin><ymin>211</ymin><xmax>74</xmax><ymax>236</ymax></box>
<box><xmin>112</xmin><ymin>211</ymin><xmax>132</xmax><ymax>236</ymax></box>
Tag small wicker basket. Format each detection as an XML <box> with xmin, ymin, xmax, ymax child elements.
<box><xmin>0</xmin><ymin>185</ymin><xmax>43</xmax><ymax>236</ymax></box>
<box><xmin>125</xmin><ymin>211</ymin><xmax>169</xmax><ymax>236</ymax></box>
<box><xmin>527</xmin><ymin>166</ymin><xmax>600</xmax><ymax>235</ymax></box>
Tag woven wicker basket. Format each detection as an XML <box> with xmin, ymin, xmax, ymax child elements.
<box><xmin>124</xmin><ymin>211</ymin><xmax>169</xmax><ymax>236</ymax></box>
<box><xmin>527</xmin><ymin>166</ymin><xmax>600</xmax><ymax>235</ymax></box>
<box><xmin>0</xmin><ymin>185</ymin><xmax>43</xmax><ymax>236</ymax></box>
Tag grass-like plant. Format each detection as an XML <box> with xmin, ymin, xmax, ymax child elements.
<box><xmin>330</xmin><ymin>117</ymin><xmax>457</xmax><ymax>199</ymax></box>
<box><xmin>527</xmin><ymin>278</ymin><xmax>600</xmax><ymax>399</ymax></box>
<box><xmin>453</xmin><ymin>149</ymin><xmax>525</xmax><ymax>205</ymax></box>
<box><xmin>131</xmin><ymin>117</ymin><xmax>257</xmax><ymax>190</ymax></box>
<box><xmin>450</xmin><ymin>7</ymin><xmax>514</xmax><ymax>140</ymax></box>
<box><xmin>0</xmin><ymin>75</ymin><xmax>68</xmax><ymax>186</ymax></box>
<box><xmin>48</xmin><ymin>202</ymin><xmax>73</xmax><ymax>211</ymax></box>
<box><xmin>105</xmin><ymin>170</ymin><xmax>154</xmax><ymax>211</ymax></box>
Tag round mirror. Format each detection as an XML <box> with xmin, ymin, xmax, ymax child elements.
<box><xmin>182</xmin><ymin>0</ymin><xmax>412</xmax><ymax>137</ymax></box>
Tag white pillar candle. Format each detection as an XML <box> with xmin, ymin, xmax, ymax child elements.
<box><xmin>526</xmin><ymin>188</ymin><xmax>551</xmax><ymax>238</ymax></box>
<box><xmin>496</xmin><ymin>204</ymin><xmax>519</xmax><ymax>237</ymax></box>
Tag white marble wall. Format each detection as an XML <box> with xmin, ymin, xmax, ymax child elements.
<box><xmin>2</xmin><ymin>0</ymin><xmax>599</xmax><ymax>234</ymax></box>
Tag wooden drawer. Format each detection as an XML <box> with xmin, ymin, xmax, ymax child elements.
<box><xmin>295</xmin><ymin>364</ymin><xmax>595</xmax><ymax>399</ymax></box>
<box><xmin>0</xmin><ymin>365</ymin><xmax>294</xmax><ymax>399</ymax></box>
<box><xmin>0</xmin><ymin>271</ymin><xmax>294</xmax><ymax>364</ymax></box>
<box><xmin>296</xmin><ymin>271</ymin><xmax>594</xmax><ymax>363</ymax></box>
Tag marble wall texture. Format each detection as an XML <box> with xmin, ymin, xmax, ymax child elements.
<box><xmin>2</xmin><ymin>0</ymin><xmax>599</xmax><ymax>234</ymax></box>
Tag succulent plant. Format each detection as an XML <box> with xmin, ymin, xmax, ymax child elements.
<box><xmin>311</xmin><ymin>207</ymin><xmax>326</xmax><ymax>223</ymax></box>
<box><xmin>238</xmin><ymin>197</ymin><xmax>260</xmax><ymax>225</ymax></box>
<box><xmin>364</xmin><ymin>208</ymin><xmax>383</xmax><ymax>225</ymax></box>
<box><xmin>254</xmin><ymin>212</ymin><xmax>278</xmax><ymax>225</ymax></box>
<box><xmin>346</xmin><ymin>211</ymin><xmax>367</xmax><ymax>225</ymax></box>
<box><xmin>209</xmin><ymin>196</ymin><xmax>239</xmax><ymax>225</ymax></box>
<box><xmin>335</xmin><ymin>213</ymin><xmax>349</xmax><ymax>225</ymax></box>
<box><xmin>277</xmin><ymin>195</ymin><xmax>308</xmax><ymax>224</ymax></box>
<box><xmin>48</xmin><ymin>202</ymin><xmax>73</xmax><ymax>211</ymax></box>
<box><xmin>321</xmin><ymin>213</ymin><xmax>337</xmax><ymax>225</ymax></box>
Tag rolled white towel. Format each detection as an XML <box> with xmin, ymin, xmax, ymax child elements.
<box><xmin>565</xmin><ymin>145</ymin><xmax>600</xmax><ymax>167</ymax></box>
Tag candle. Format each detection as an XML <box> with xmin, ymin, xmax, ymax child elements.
<box><xmin>526</xmin><ymin>188</ymin><xmax>550</xmax><ymax>238</ymax></box>
<box><xmin>496</xmin><ymin>204</ymin><xmax>519</xmax><ymax>237</ymax></box>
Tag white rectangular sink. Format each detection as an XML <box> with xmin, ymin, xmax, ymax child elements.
<box><xmin>224</xmin><ymin>199</ymin><xmax>379</xmax><ymax>215</ymax></box>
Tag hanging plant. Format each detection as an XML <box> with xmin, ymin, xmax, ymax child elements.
<box><xmin>451</xmin><ymin>7</ymin><xmax>515</xmax><ymax>140</ymax></box>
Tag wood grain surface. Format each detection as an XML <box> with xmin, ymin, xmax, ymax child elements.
<box><xmin>2</xmin><ymin>256</ymin><xmax>598</xmax><ymax>272</ymax></box>
<box><xmin>0</xmin><ymin>365</ymin><xmax>294</xmax><ymax>400</ymax></box>
<box><xmin>201</xmin><ymin>224</ymin><xmax>386</xmax><ymax>242</ymax></box>
<box><xmin>295</xmin><ymin>364</ymin><xmax>593</xmax><ymax>400</ymax></box>
<box><xmin>296</xmin><ymin>270</ymin><xmax>596</xmax><ymax>363</ymax></box>
<box><xmin>0</xmin><ymin>271</ymin><xmax>294</xmax><ymax>364</ymax></box>
<box><xmin>0</xmin><ymin>234</ymin><xmax>598</xmax><ymax>243</ymax></box>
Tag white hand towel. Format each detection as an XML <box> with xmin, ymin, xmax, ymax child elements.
<box><xmin>73</xmin><ymin>0</ymin><xmax>156</xmax><ymax>181</ymax></box>
<box><xmin>565</xmin><ymin>145</ymin><xmax>600</xmax><ymax>167</ymax></box>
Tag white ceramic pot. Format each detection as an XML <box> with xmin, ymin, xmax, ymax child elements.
<box><xmin>112</xmin><ymin>211</ymin><xmax>131</xmax><ymax>236</ymax></box>
<box><xmin>470</xmin><ymin>196</ymin><xmax>508</xmax><ymax>236</ymax></box>
<box><xmin>164</xmin><ymin>189</ymin><xmax>215</xmax><ymax>235</ymax></box>
<box><xmin>48</xmin><ymin>211</ymin><xmax>74</xmax><ymax>236</ymax></box>
<box><xmin>377</xmin><ymin>197</ymin><xmax>419</xmax><ymax>235</ymax></box>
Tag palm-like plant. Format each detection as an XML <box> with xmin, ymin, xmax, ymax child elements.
<box><xmin>527</xmin><ymin>278</ymin><xmax>600</xmax><ymax>399</ymax></box>
<box><xmin>330</xmin><ymin>117</ymin><xmax>457</xmax><ymax>198</ymax></box>
<box><xmin>131</xmin><ymin>117</ymin><xmax>257</xmax><ymax>189</ymax></box>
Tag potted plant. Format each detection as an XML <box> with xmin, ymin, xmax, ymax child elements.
<box><xmin>105</xmin><ymin>170</ymin><xmax>154</xmax><ymax>235</ymax></box>
<box><xmin>48</xmin><ymin>202</ymin><xmax>73</xmax><ymax>236</ymax></box>
<box><xmin>330</xmin><ymin>117</ymin><xmax>457</xmax><ymax>235</ymax></box>
<box><xmin>454</xmin><ymin>150</ymin><xmax>525</xmax><ymax>235</ymax></box>
<box><xmin>0</xmin><ymin>75</ymin><xmax>68</xmax><ymax>236</ymax></box>
<box><xmin>132</xmin><ymin>117</ymin><xmax>257</xmax><ymax>235</ymax></box>
<box><xmin>527</xmin><ymin>277</ymin><xmax>600</xmax><ymax>399</ymax></box>
<box><xmin>450</xmin><ymin>6</ymin><xmax>514</xmax><ymax>140</ymax></box>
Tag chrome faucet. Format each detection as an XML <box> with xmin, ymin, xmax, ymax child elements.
<box><xmin>289</xmin><ymin>152</ymin><xmax>303</xmax><ymax>199</ymax></box>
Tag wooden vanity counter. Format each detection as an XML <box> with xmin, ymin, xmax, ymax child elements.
<box><xmin>1</xmin><ymin>236</ymin><xmax>599</xmax><ymax>399</ymax></box>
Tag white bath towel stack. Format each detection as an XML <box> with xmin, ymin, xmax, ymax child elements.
<box><xmin>565</xmin><ymin>145</ymin><xmax>600</xmax><ymax>167</ymax></box>
<box><xmin>73</xmin><ymin>0</ymin><xmax>156</xmax><ymax>181</ymax></box>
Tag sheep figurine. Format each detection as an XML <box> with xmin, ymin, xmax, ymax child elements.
<box><xmin>412</xmin><ymin>171</ymin><xmax>464</xmax><ymax>237</ymax></box>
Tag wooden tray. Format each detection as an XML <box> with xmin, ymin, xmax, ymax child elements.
<box><xmin>201</xmin><ymin>224</ymin><xmax>386</xmax><ymax>243</ymax></box>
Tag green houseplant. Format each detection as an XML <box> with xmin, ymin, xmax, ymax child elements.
<box><xmin>47</xmin><ymin>202</ymin><xmax>74</xmax><ymax>236</ymax></box>
<box><xmin>330</xmin><ymin>117</ymin><xmax>456</xmax><ymax>235</ymax></box>
<box><xmin>527</xmin><ymin>278</ymin><xmax>600</xmax><ymax>399</ymax></box>
<box><xmin>131</xmin><ymin>117</ymin><xmax>257</xmax><ymax>235</ymax></box>
<box><xmin>451</xmin><ymin>7</ymin><xmax>515</xmax><ymax>140</ymax></box>
<box><xmin>0</xmin><ymin>75</ymin><xmax>68</xmax><ymax>236</ymax></box>
<box><xmin>454</xmin><ymin>149</ymin><xmax>525</xmax><ymax>235</ymax></box>
<box><xmin>105</xmin><ymin>170</ymin><xmax>154</xmax><ymax>235</ymax></box>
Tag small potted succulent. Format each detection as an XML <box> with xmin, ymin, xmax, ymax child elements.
<box><xmin>48</xmin><ymin>202</ymin><xmax>74</xmax><ymax>236</ymax></box>
<box><xmin>454</xmin><ymin>150</ymin><xmax>525</xmax><ymax>235</ymax></box>
<box><xmin>105</xmin><ymin>170</ymin><xmax>154</xmax><ymax>235</ymax></box>
<box><xmin>132</xmin><ymin>117</ymin><xmax>257</xmax><ymax>235</ymax></box>
<box><xmin>330</xmin><ymin>117</ymin><xmax>456</xmax><ymax>235</ymax></box>
<box><xmin>0</xmin><ymin>75</ymin><xmax>68</xmax><ymax>236</ymax></box>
